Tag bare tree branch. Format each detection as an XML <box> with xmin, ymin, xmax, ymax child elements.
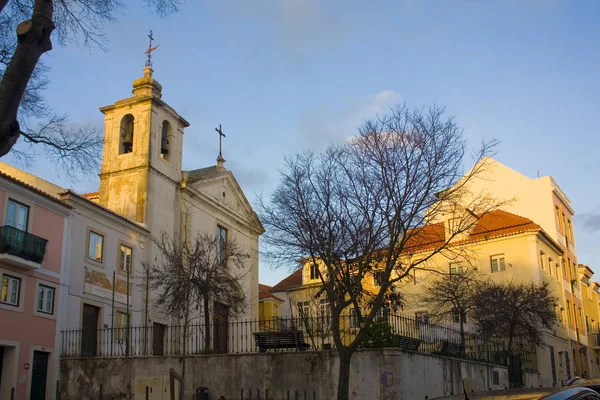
<box><xmin>259</xmin><ymin>104</ymin><xmax>500</xmax><ymax>400</ymax></box>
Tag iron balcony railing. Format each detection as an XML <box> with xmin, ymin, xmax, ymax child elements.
<box><xmin>60</xmin><ymin>313</ymin><xmax>512</xmax><ymax>367</ymax></box>
<box><xmin>0</xmin><ymin>225</ymin><xmax>48</xmax><ymax>264</ymax></box>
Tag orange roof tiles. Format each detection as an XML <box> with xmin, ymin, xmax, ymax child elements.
<box><xmin>259</xmin><ymin>283</ymin><xmax>284</xmax><ymax>302</ymax></box>
<box><xmin>271</xmin><ymin>210</ymin><xmax>555</xmax><ymax>292</ymax></box>
<box><xmin>82</xmin><ymin>191</ymin><xmax>100</xmax><ymax>200</ymax></box>
<box><xmin>270</xmin><ymin>268</ymin><xmax>303</xmax><ymax>292</ymax></box>
<box><xmin>0</xmin><ymin>170</ymin><xmax>72</xmax><ymax>209</ymax></box>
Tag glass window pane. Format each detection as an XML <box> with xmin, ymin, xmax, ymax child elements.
<box><xmin>38</xmin><ymin>287</ymin><xmax>44</xmax><ymax>311</ymax></box>
<box><xmin>7</xmin><ymin>201</ymin><xmax>15</xmax><ymax>227</ymax></box>
<box><xmin>1</xmin><ymin>277</ymin><xmax>7</xmax><ymax>302</ymax></box>
<box><xmin>88</xmin><ymin>232</ymin><xmax>103</xmax><ymax>262</ymax></box>
<box><xmin>16</xmin><ymin>205</ymin><xmax>27</xmax><ymax>231</ymax></box>
<box><xmin>46</xmin><ymin>288</ymin><xmax>53</xmax><ymax>313</ymax></box>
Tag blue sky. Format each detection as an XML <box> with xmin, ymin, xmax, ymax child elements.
<box><xmin>6</xmin><ymin>0</ymin><xmax>600</xmax><ymax>286</ymax></box>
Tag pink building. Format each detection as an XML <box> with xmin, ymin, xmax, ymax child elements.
<box><xmin>0</xmin><ymin>171</ymin><xmax>71</xmax><ymax>400</ymax></box>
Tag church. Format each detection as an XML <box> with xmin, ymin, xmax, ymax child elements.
<box><xmin>0</xmin><ymin>62</ymin><xmax>263</xmax><ymax>398</ymax></box>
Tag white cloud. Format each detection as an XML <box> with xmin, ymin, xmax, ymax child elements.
<box><xmin>296</xmin><ymin>90</ymin><xmax>403</xmax><ymax>149</ymax></box>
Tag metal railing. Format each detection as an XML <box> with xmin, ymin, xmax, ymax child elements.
<box><xmin>0</xmin><ymin>225</ymin><xmax>48</xmax><ymax>263</ymax></box>
<box><xmin>61</xmin><ymin>313</ymin><xmax>514</xmax><ymax>366</ymax></box>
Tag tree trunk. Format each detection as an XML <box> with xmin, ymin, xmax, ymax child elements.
<box><xmin>203</xmin><ymin>294</ymin><xmax>211</xmax><ymax>351</ymax></box>
<box><xmin>459</xmin><ymin>314</ymin><xmax>466</xmax><ymax>355</ymax></box>
<box><xmin>0</xmin><ymin>0</ymin><xmax>54</xmax><ymax>157</ymax></box>
<box><xmin>336</xmin><ymin>350</ymin><xmax>353</xmax><ymax>400</ymax></box>
<box><xmin>180</xmin><ymin>323</ymin><xmax>187</xmax><ymax>400</ymax></box>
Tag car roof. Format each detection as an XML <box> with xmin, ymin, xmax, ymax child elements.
<box><xmin>540</xmin><ymin>387</ymin><xmax>600</xmax><ymax>399</ymax></box>
<box><xmin>431</xmin><ymin>388</ymin><xmax>557</xmax><ymax>400</ymax></box>
<box><xmin>570</xmin><ymin>379</ymin><xmax>600</xmax><ymax>388</ymax></box>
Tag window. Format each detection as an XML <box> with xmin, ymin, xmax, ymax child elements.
<box><xmin>415</xmin><ymin>311</ymin><xmax>429</xmax><ymax>324</ymax></box>
<box><xmin>119</xmin><ymin>244</ymin><xmax>132</xmax><ymax>273</ymax></box>
<box><xmin>539</xmin><ymin>251</ymin><xmax>545</xmax><ymax>271</ymax></box>
<box><xmin>119</xmin><ymin>114</ymin><xmax>134</xmax><ymax>154</ymax></box>
<box><xmin>1</xmin><ymin>274</ymin><xmax>21</xmax><ymax>306</ymax></box>
<box><xmin>490</xmin><ymin>254</ymin><xmax>506</xmax><ymax>273</ymax></box>
<box><xmin>452</xmin><ymin>309</ymin><xmax>466</xmax><ymax>324</ymax></box>
<box><xmin>37</xmin><ymin>285</ymin><xmax>54</xmax><ymax>314</ymax></box>
<box><xmin>87</xmin><ymin>231</ymin><xmax>104</xmax><ymax>263</ymax></box>
<box><xmin>273</xmin><ymin>304</ymin><xmax>278</xmax><ymax>317</ymax></box>
<box><xmin>160</xmin><ymin>120</ymin><xmax>171</xmax><ymax>160</ymax></box>
<box><xmin>548</xmin><ymin>258</ymin><xmax>554</xmax><ymax>278</ymax></box>
<box><xmin>319</xmin><ymin>299</ymin><xmax>331</xmax><ymax>318</ymax></box>
<box><xmin>568</xmin><ymin>220</ymin><xmax>574</xmax><ymax>243</ymax></box>
<box><xmin>115</xmin><ymin>311</ymin><xmax>129</xmax><ymax>340</ymax></box>
<box><xmin>349</xmin><ymin>307</ymin><xmax>358</xmax><ymax>329</ymax></box>
<box><xmin>556</xmin><ymin>206</ymin><xmax>562</xmax><ymax>232</ymax></box>
<box><xmin>566</xmin><ymin>300</ymin><xmax>573</xmax><ymax>327</ymax></box>
<box><xmin>7</xmin><ymin>199</ymin><xmax>29</xmax><ymax>231</ymax></box>
<box><xmin>297</xmin><ymin>301</ymin><xmax>310</xmax><ymax>318</ymax></box>
<box><xmin>373</xmin><ymin>271</ymin><xmax>384</xmax><ymax>286</ymax></box>
<box><xmin>216</xmin><ymin>225</ymin><xmax>227</xmax><ymax>265</ymax></box>
<box><xmin>449</xmin><ymin>262</ymin><xmax>463</xmax><ymax>275</ymax></box>
<box><xmin>310</xmin><ymin>264</ymin><xmax>320</xmax><ymax>280</ymax></box>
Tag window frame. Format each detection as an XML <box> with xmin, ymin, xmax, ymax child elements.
<box><xmin>373</xmin><ymin>270</ymin><xmax>384</xmax><ymax>286</ymax></box>
<box><xmin>449</xmin><ymin>262</ymin><xmax>464</xmax><ymax>275</ymax></box>
<box><xmin>216</xmin><ymin>225</ymin><xmax>227</xmax><ymax>266</ymax></box>
<box><xmin>309</xmin><ymin>264</ymin><xmax>320</xmax><ymax>280</ymax></box>
<box><xmin>6</xmin><ymin>198</ymin><xmax>29</xmax><ymax>231</ymax></box>
<box><xmin>36</xmin><ymin>284</ymin><xmax>55</xmax><ymax>314</ymax></box>
<box><xmin>490</xmin><ymin>254</ymin><xmax>506</xmax><ymax>273</ymax></box>
<box><xmin>118</xmin><ymin>242</ymin><xmax>133</xmax><ymax>275</ymax></box>
<box><xmin>114</xmin><ymin>310</ymin><xmax>129</xmax><ymax>341</ymax></box>
<box><xmin>86</xmin><ymin>229</ymin><xmax>105</xmax><ymax>264</ymax></box>
<box><xmin>415</xmin><ymin>311</ymin><xmax>429</xmax><ymax>325</ymax></box>
<box><xmin>1</xmin><ymin>273</ymin><xmax>21</xmax><ymax>307</ymax></box>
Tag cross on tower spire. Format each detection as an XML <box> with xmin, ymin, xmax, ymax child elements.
<box><xmin>145</xmin><ymin>30</ymin><xmax>160</xmax><ymax>68</ymax></box>
<box><xmin>215</xmin><ymin>124</ymin><xmax>226</xmax><ymax>160</ymax></box>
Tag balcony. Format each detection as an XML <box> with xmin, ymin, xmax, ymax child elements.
<box><xmin>589</xmin><ymin>333</ymin><xmax>600</xmax><ymax>349</ymax></box>
<box><xmin>0</xmin><ymin>225</ymin><xmax>48</xmax><ymax>269</ymax></box>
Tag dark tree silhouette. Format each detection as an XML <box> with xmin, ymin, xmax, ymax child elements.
<box><xmin>472</xmin><ymin>280</ymin><xmax>558</xmax><ymax>357</ymax></box>
<box><xmin>143</xmin><ymin>230</ymin><xmax>249</xmax><ymax>397</ymax></box>
<box><xmin>259</xmin><ymin>105</ymin><xmax>499</xmax><ymax>400</ymax></box>
<box><xmin>0</xmin><ymin>0</ymin><xmax>182</xmax><ymax>179</ymax></box>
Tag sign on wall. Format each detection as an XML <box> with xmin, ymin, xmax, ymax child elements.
<box><xmin>84</xmin><ymin>268</ymin><xmax>131</xmax><ymax>304</ymax></box>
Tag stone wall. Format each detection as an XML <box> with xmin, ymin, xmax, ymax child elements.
<box><xmin>60</xmin><ymin>349</ymin><xmax>509</xmax><ymax>400</ymax></box>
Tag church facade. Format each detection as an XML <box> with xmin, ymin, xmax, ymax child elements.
<box><xmin>0</xmin><ymin>65</ymin><xmax>263</xmax><ymax>399</ymax></box>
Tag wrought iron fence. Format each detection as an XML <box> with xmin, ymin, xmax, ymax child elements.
<box><xmin>60</xmin><ymin>313</ymin><xmax>510</xmax><ymax>366</ymax></box>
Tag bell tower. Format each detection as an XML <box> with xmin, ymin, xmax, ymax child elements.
<box><xmin>98</xmin><ymin>66</ymin><xmax>190</xmax><ymax>225</ymax></box>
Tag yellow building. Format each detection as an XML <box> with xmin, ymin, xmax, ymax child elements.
<box><xmin>258</xmin><ymin>284</ymin><xmax>284</xmax><ymax>329</ymax></box>
<box><xmin>579</xmin><ymin>265</ymin><xmax>600</xmax><ymax>378</ymax></box>
<box><xmin>271</xmin><ymin>209</ymin><xmax>572</xmax><ymax>386</ymax></box>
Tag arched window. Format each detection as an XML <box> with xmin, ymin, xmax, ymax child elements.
<box><xmin>160</xmin><ymin>120</ymin><xmax>171</xmax><ymax>160</ymax></box>
<box><xmin>119</xmin><ymin>114</ymin><xmax>134</xmax><ymax>154</ymax></box>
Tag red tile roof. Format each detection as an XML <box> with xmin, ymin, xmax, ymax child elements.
<box><xmin>259</xmin><ymin>283</ymin><xmax>284</xmax><ymax>302</ymax></box>
<box><xmin>0</xmin><ymin>170</ymin><xmax>72</xmax><ymax>209</ymax></box>
<box><xmin>270</xmin><ymin>268</ymin><xmax>303</xmax><ymax>292</ymax></box>
<box><xmin>82</xmin><ymin>191</ymin><xmax>100</xmax><ymax>200</ymax></box>
<box><xmin>403</xmin><ymin>210</ymin><xmax>544</xmax><ymax>254</ymax></box>
<box><xmin>271</xmin><ymin>210</ymin><xmax>555</xmax><ymax>292</ymax></box>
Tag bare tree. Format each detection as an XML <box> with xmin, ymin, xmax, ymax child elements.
<box><xmin>420</xmin><ymin>266</ymin><xmax>480</xmax><ymax>348</ymax></box>
<box><xmin>472</xmin><ymin>280</ymin><xmax>558</xmax><ymax>358</ymax></box>
<box><xmin>143</xmin><ymin>230</ymin><xmax>249</xmax><ymax>398</ymax></box>
<box><xmin>259</xmin><ymin>105</ymin><xmax>500</xmax><ymax>400</ymax></box>
<box><xmin>0</xmin><ymin>0</ymin><xmax>182</xmax><ymax>178</ymax></box>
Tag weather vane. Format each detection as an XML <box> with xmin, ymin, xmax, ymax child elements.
<box><xmin>144</xmin><ymin>30</ymin><xmax>160</xmax><ymax>67</ymax></box>
<box><xmin>215</xmin><ymin>124</ymin><xmax>226</xmax><ymax>159</ymax></box>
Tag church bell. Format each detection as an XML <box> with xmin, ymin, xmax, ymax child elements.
<box><xmin>121</xmin><ymin>129</ymin><xmax>133</xmax><ymax>153</ymax></box>
<box><xmin>160</xmin><ymin>136</ymin><xmax>169</xmax><ymax>155</ymax></box>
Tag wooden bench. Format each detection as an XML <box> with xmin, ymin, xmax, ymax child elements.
<box><xmin>435</xmin><ymin>341</ymin><xmax>465</xmax><ymax>357</ymax></box>
<box><xmin>253</xmin><ymin>331</ymin><xmax>310</xmax><ymax>353</ymax></box>
<box><xmin>396</xmin><ymin>335</ymin><xmax>421</xmax><ymax>352</ymax></box>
